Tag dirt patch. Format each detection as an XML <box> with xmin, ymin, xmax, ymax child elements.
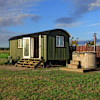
<box><xmin>0</xmin><ymin>65</ymin><xmax>34</xmax><ymax>71</ymax></box>
<box><xmin>0</xmin><ymin>65</ymin><xmax>99</xmax><ymax>72</ymax></box>
<box><xmin>0</xmin><ymin>65</ymin><xmax>60</xmax><ymax>71</ymax></box>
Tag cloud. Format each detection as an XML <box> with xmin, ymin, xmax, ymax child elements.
<box><xmin>0</xmin><ymin>34</ymin><xmax>11</xmax><ymax>43</ymax></box>
<box><xmin>55</xmin><ymin>17</ymin><xmax>76</xmax><ymax>24</ymax></box>
<box><xmin>0</xmin><ymin>0</ymin><xmax>41</xmax><ymax>11</ymax></box>
<box><xmin>0</xmin><ymin>14</ymin><xmax>41</xmax><ymax>28</ymax></box>
<box><xmin>0</xmin><ymin>0</ymin><xmax>43</xmax><ymax>47</ymax></box>
<box><xmin>0</xmin><ymin>30</ymin><xmax>17</xmax><ymax>40</ymax></box>
<box><xmin>86</xmin><ymin>23</ymin><xmax>100</xmax><ymax>27</ymax></box>
<box><xmin>89</xmin><ymin>0</ymin><xmax>100</xmax><ymax>10</ymax></box>
<box><xmin>56</xmin><ymin>22</ymin><xmax>81</xmax><ymax>28</ymax></box>
<box><xmin>55</xmin><ymin>0</ymin><xmax>100</xmax><ymax>28</ymax></box>
<box><xmin>0</xmin><ymin>0</ymin><xmax>42</xmax><ymax>17</ymax></box>
<box><xmin>0</xmin><ymin>30</ymin><xmax>26</xmax><ymax>47</ymax></box>
<box><xmin>31</xmin><ymin>15</ymin><xmax>41</xmax><ymax>22</ymax></box>
<box><xmin>0</xmin><ymin>36</ymin><xmax>10</xmax><ymax>47</ymax></box>
<box><xmin>0</xmin><ymin>0</ymin><xmax>42</xmax><ymax>28</ymax></box>
<box><xmin>0</xmin><ymin>30</ymin><xmax>16</xmax><ymax>47</ymax></box>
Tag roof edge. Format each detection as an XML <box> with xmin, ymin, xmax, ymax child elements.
<box><xmin>9</xmin><ymin>29</ymin><xmax>71</xmax><ymax>40</ymax></box>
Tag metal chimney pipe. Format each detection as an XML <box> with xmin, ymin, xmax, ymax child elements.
<box><xmin>93</xmin><ymin>33</ymin><xmax>96</xmax><ymax>52</ymax></box>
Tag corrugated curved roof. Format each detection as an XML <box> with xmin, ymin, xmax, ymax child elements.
<box><xmin>9</xmin><ymin>29</ymin><xmax>71</xmax><ymax>40</ymax></box>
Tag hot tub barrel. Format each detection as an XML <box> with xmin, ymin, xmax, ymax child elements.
<box><xmin>72</xmin><ymin>52</ymin><xmax>97</xmax><ymax>69</ymax></box>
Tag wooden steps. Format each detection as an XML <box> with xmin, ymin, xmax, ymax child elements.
<box><xmin>68</xmin><ymin>60</ymin><xmax>80</xmax><ymax>69</ymax></box>
<box><xmin>15</xmin><ymin>59</ymin><xmax>44</xmax><ymax>69</ymax></box>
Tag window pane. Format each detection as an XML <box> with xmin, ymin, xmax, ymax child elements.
<box><xmin>18</xmin><ymin>39</ymin><xmax>23</xmax><ymax>48</ymax></box>
<box><xmin>24</xmin><ymin>39</ymin><xmax>29</xmax><ymax>56</ymax></box>
<box><xmin>22</xmin><ymin>39</ymin><xmax>23</xmax><ymax>47</ymax></box>
<box><xmin>21</xmin><ymin>39</ymin><xmax>23</xmax><ymax>47</ymax></box>
<box><xmin>56</xmin><ymin>37</ymin><xmax>59</xmax><ymax>46</ymax></box>
<box><xmin>18</xmin><ymin>40</ymin><xmax>20</xmax><ymax>47</ymax></box>
<box><xmin>60</xmin><ymin>37</ymin><xmax>63</xmax><ymax>46</ymax></box>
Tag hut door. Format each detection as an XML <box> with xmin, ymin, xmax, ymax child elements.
<box><xmin>23</xmin><ymin>37</ymin><xmax>30</xmax><ymax>58</ymax></box>
<box><xmin>34</xmin><ymin>37</ymin><xmax>39</xmax><ymax>58</ymax></box>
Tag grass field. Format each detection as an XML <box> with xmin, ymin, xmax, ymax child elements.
<box><xmin>0</xmin><ymin>69</ymin><xmax>100</xmax><ymax>100</ymax></box>
<box><xmin>0</xmin><ymin>53</ymin><xmax>9</xmax><ymax>58</ymax></box>
<box><xmin>0</xmin><ymin>52</ymin><xmax>9</xmax><ymax>64</ymax></box>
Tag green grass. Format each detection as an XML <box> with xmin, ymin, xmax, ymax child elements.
<box><xmin>0</xmin><ymin>58</ymin><xmax>7</xmax><ymax>64</ymax></box>
<box><xmin>0</xmin><ymin>53</ymin><xmax>9</xmax><ymax>64</ymax></box>
<box><xmin>0</xmin><ymin>53</ymin><xmax>9</xmax><ymax>58</ymax></box>
<box><xmin>0</xmin><ymin>69</ymin><xmax>100</xmax><ymax>100</ymax></box>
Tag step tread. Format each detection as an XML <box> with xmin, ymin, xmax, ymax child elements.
<box><xmin>70</xmin><ymin>60</ymin><xmax>80</xmax><ymax>65</ymax></box>
<box><xmin>19</xmin><ymin>60</ymin><xmax>40</xmax><ymax>62</ymax></box>
<box><xmin>17</xmin><ymin>61</ymin><xmax>39</xmax><ymax>64</ymax></box>
<box><xmin>22</xmin><ymin>59</ymin><xmax>41</xmax><ymax>61</ymax></box>
<box><xmin>16</xmin><ymin>64</ymin><xmax>35</xmax><ymax>67</ymax></box>
<box><xmin>68</xmin><ymin>64</ymin><xmax>79</xmax><ymax>66</ymax></box>
<box><xmin>70</xmin><ymin>60</ymin><xmax>80</xmax><ymax>62</ymax></box>
<box><xmin>68</xmin><ymin>64</ymin><xmax>79</xmax><ymax>69</ymax></box>
<box><xmin>16</xmin><ymin>63</ymin><xmax>34</xmax><ymax>66</ymax></box>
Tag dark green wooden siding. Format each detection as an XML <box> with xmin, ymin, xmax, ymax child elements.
<box><xmin>10</xmin><ymin>40</ymin><xmax>23</xmax><ymax>59</ymax></box>
<box><xmin>9</xmin><ymin>30</ymin><xmax>69</xmax><ymax>61</ymax></box>
<box><xmin>47</xmin><ymin>30</ymin><xmax>69</xmax><ymax>60</ymax></box>
<box><xmin>41</xmin><ymin>35</ymin><xmax>47</xmax><ymax>61</ymax></box>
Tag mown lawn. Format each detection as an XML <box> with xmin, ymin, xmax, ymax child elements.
<box><xmin>0</xmin><ymin>69</ymin><xmax>100</xmax><ymax>100</ymax></box>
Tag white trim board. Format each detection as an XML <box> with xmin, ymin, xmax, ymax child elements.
<box><xmin>39</xmin><ymin>35</ymin><xmax>41</xmax><ymax>59</ymax></box>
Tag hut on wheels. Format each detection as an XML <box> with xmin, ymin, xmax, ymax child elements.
<box><xmin>9</xmin><ymin>29</ymin><xmax>71</xmax><ymax>68</ymax></box>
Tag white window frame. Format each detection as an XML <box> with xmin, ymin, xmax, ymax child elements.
<box><xmin>56</xmin><ymin>36</ymin><xmax>64</xmax><ymax>47</ymax></box>
<box><xmin>18</xmin><ymin>39</ymin><xmax>23</xmax><ymax>48</ymax></box>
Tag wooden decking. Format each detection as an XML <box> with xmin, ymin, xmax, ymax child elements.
<box><xmin>15</xmin><ymin>58</ymin><xmax>44</xmax><ymax>69</ymax></box>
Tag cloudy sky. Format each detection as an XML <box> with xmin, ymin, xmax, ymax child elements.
<box><xmin>0</xmin><ymin>0</ymin><xmax>100</xmax><ymax>47</ymax></box>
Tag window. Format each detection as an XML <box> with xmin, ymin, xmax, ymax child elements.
<box><xmin>56</xmin><ymin>36</ymin><xmax>64</xmax><ymax>47</ymax></box>
<box><xmin>18</xmin><ymin>39</ymin><xmax>23</xmax><ymax>48</ymax></box>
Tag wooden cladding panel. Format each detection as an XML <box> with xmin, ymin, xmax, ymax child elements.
<box><xmin>47</xmin><ymin>30</ymin><xmax>69</xmax><ymax>60</ymax></box>
<box><xmin>41</xmin><ymin>35</ymin><xmax>47</xmax><ymax>61</ymax></box>
<box><xmin>10</xmin><ymin>40</ymin><xmax>23</xmax><ymax>59</ymax></box>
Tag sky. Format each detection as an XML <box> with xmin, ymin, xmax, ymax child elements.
<box><xmin>0</xmin><ymin>0</ymin><xmax>100</xmax><ymax>47</ymax></box>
